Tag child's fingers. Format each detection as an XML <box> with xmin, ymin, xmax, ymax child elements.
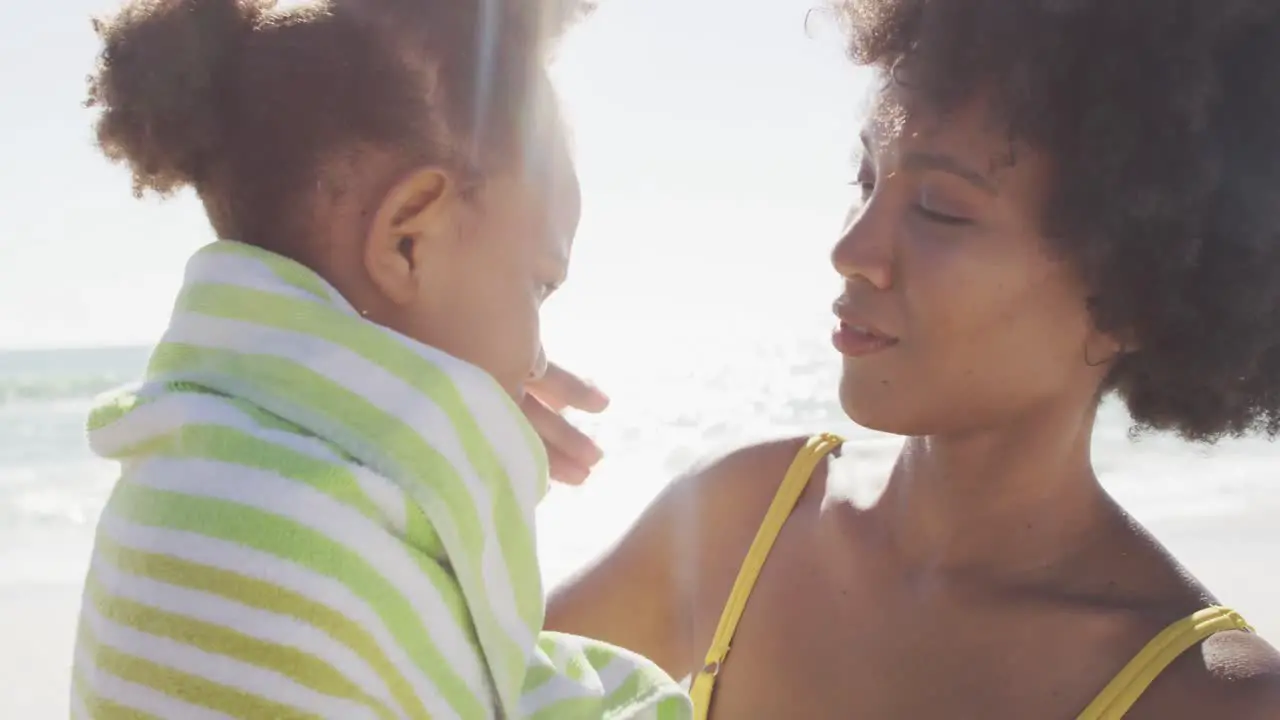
<box><xmin>548</xmin><ymin>448</ymin><xmax>592</xmax><ymax>486</ymax></box>
<box><xmin>520</xmin><ymin>393</ymin><xmax>605</xmax><ymax>469</ymax></box>
<box><xmin>531</xmin><ymin>362</ymin><xmax>610</xmax><ymax>413</ymax></box>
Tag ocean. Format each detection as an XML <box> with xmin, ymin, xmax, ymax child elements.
<box><xmin>0</xmin><ymin>346</ymin><xmax>148</xmax><ymax>588</ymax></box>
<box><xmin>2</xmin><ymin>335</ymin><xmax>1278</xmax><ymax>716</ymax></box>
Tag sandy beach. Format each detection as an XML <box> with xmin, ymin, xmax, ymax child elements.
<box><xmin>4</xmin><ymin>501</ymin><xmax>1277</xmax><ymax>719</ymax></box>
<box><xmin>1</xmin><ymin>585</ymin><xmax>81</xmax><ymax>719</ymax></box>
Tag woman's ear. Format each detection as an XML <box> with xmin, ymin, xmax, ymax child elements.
<box><xmin>1083</xmin><ymin>327</ymin><xmax>1137</xmax><ymax>368</ymax></box>
<box><xmin>363</xmin><ymin>166</ymin><xmax>455</xmax><ymax>306</ymax></box>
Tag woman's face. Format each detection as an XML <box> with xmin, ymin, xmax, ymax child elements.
<box><xmin>832</xmin><ymin>85</ymin><xmax>1117</xmax><ymax>436</ymax></box>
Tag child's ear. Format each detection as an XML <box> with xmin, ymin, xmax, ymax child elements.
<box><xmin>363</xmin><ymin>165</ymin><xmax>455</xmax><ymax>306</ymax></box>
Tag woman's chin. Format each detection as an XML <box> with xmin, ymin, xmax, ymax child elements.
<box><xmin>838</xmin><ymin>373</ymin><xmax>917</xmax><ymax>436</ymax></box>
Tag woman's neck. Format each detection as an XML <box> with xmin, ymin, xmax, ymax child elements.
<box><xmin>848</xmin><ymin>400</ymin><xmax>1116</xmax><ymax>580</ymax></box>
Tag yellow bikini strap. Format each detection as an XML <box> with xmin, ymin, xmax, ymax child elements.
<box><xmin>690</xmin><ymin>433</ymin><xmax>843</xmax><ymax>718</ymax></box>
<box><xmin>1076</xmin><ymin>606</ymin><xmax>1253</xmax><ymax>720</ymax></box>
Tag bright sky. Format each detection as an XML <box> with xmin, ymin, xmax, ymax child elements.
<box><xmin>0</xmin><ymin>0</ymin><xmax>869</xmax><ymax>351</ymax></box>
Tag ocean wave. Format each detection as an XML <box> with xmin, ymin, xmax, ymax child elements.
<box><xmin>0</xmin><ymin>375</ymin><xmax>132</xmax><ymax>405</ymax></box>
<box><xmin>0</xmin><ymin>346</ymin><xmax>149</xmax><ymax>406</ymax></box>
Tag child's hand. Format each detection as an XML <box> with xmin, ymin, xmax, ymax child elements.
<box><xmin>523</xmin><ymin>363</ymin><xmax>609</xmax><ymax>485</ymax></box>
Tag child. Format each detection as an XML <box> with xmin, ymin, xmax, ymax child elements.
<box><xmin>72</xmin><ymin>0</ymin><xmax>691</xmax><ymax>718</ymax></box>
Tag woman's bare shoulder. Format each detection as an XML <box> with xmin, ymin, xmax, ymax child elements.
<box><xmin>1137</xmin><ymin>629</ymin><xmax>1280</xmax><ymax>719</ymax></box>
<box><xmin>667</xmin><ymin>435</ymin><xmax>815</xmax><ymax>516</ymax></box>
<box><xmin>1189</xmin><ymin>631</ymin><xmax>1280</xmax><ymax>718</ymax></box>
<box><xmin>621</xmin><ymin>435</ymin><xmax>818</xmax><ymax>581</ymax></box>
<box><xmin>543</xmin><ymin>435</ymin><xmax>820</xmax><ymax>675</ymax></box>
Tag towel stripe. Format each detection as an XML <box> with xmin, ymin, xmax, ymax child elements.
<box><xmin>90</xmin><ymin>556</ymin><xmax>408</xmax><ymax>717</ymax></box>
<box><xmin>94</xmin><ymin>537</ymin><xmax>427</xmax><ymax>718</ymax></box>
<box><xmin>95</xmin><ymin>515</ymin><xmax>453</xmax><ymax>710</ymax></box>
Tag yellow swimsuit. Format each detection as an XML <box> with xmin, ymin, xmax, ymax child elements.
<box><xmin>689</xmin><ymin>433</ymin><xmax>1254</xmax><ymax>719</ymax></box>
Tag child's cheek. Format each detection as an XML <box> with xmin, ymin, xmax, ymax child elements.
<box><xmin>530</xmin><ymin>344</ymin><xmax>548</xmax><ymax>382</ymax></box>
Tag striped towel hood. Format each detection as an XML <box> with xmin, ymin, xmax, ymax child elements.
<box><xmin>77</xmin><ymin>240</ymin><xmax>690</xmax><ymax>719</ymax></box>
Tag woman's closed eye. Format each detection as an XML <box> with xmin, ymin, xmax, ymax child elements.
<box><xmin>848</xmin><ymin>161</ymin><xmax>977</xmax><ymax>227</ymax></box>
<box><xmin>912</xmin><ymin>204</ymin><xmax>973</xmax><ymax>226</ymax></box>
<box><xmin>913</xmin><ymin>187</ymin><xmax>975</xmax><ymax>226</ymax></box>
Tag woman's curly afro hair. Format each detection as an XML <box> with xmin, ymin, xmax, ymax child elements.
<box><xmin>838</xmin><ymin>0</ymin><xmax>1280</xmax><ymax>443</ymax></box>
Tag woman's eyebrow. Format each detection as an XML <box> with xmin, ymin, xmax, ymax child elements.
<box><xmin>901</xmin><ymin>151</ymin><xmax>998</xmax><ymax>194</ymax></box>
<box><xmin>859</xmin><ymin>132</ymin><xmax>996</xmax><ymax>194</ymax></box>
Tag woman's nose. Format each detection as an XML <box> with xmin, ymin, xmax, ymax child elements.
<box><xmin>831</xmin><ymin>203</ymin><xmax>894</xmax><ymax>291</ymax></box>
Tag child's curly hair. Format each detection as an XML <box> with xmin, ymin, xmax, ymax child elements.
<box><xmin>839</xmin><ymin>0</ymin><xmax>1280</xmax><ymax>443</ymax></box>
<box><xmin>88</xmin><ymin>0</ymin><xmax>590</xmax><ymax>242</ymax></box>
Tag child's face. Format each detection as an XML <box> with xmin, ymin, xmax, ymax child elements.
<box><xmin>351</xmin><ymin>85</ymin><xmax>582</xmax><ymax>400</ymax></box>
<box><xmin>419</xmin><ymin>132</ymin><xmax>581</xmax><ymax>398</ymax></box>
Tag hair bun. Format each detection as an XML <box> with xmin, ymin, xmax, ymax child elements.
<box><xmin>88</xmin><ymin>0</ymin><xmax>270</xmax><ymax>196</ymax></box>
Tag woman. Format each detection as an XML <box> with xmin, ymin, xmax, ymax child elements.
<box><xmin>543</xmin><ymin>0</ymin><xmax>1280</xmax><ymax>717</ymax></box>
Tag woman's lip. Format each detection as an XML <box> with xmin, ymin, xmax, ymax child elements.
<box><xmin>832</xmin><ymin>321</ymin><xmax>899</xmax><ymax>357</ymax></box>
<box><xmin>831</xmin><ymin>299</ymin><xmax>896</xmax><ymax>342</ymax></box>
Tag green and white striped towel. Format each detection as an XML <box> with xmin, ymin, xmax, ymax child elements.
<box><xmin>72</xmin><ymin>240</ymin><xmax>691</xmax><ymax>719</ymax></box>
